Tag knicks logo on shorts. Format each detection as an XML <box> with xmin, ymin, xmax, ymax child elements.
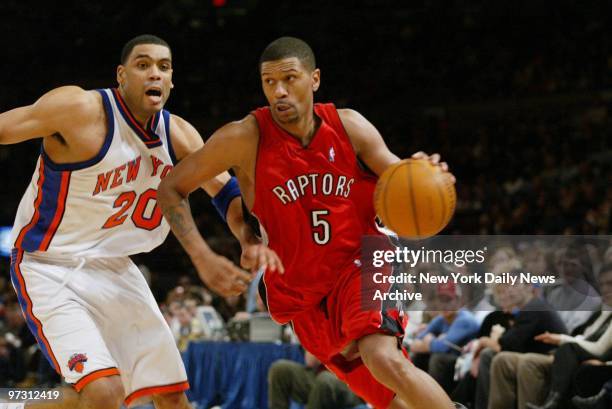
<box><xmin>68</xmin><ymin>353</ymin><xmax>88</xmax><ymax>373</ymax></box>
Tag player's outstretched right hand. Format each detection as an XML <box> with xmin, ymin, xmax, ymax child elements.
<box><xmin>191</xmin><ymin>252</ymin><xmax>253</xmax><ymax>297</ymax></box>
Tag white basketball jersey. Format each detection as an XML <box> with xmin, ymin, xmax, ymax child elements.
<box><xmin>11</xmin><ymin>88</ymin><xmax>176</xmax><ymax>257</ymax></box>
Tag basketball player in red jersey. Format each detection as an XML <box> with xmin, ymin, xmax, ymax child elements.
<box><xmin>159</xmin><ymin>37</ymin><xmax>455</xmax><ymax>409</ymax></box>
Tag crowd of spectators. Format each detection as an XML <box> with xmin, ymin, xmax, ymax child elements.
<box><xmin>401</xmin><ymin>241</ymin><xmax>612</xmax><ymax>409</ymax></box>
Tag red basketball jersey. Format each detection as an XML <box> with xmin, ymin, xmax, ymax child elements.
<box><xmin>251</xmin><ymin>103</ymin><xmax>381</xmax><ymax>323</ymax></box>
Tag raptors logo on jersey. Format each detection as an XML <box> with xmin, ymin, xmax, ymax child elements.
<box><xmin>251</xmin><ymin>103</ymin><xmax>382</xmax><ymax>323</ymax></box>
<box><xmin>271</xmin><ymin>172</ymin><xmax>355</xmax><ymax>204</ymax></box>
<box><xmin>10</xmin><ymin>88</ymin><xmax>175</xmax><ymax>257</ymax></box>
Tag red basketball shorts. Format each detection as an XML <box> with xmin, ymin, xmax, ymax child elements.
<box><xmin>262</xmin><ymin>262</ymin><xmax>407</xmax><ymax>409</ymax></box>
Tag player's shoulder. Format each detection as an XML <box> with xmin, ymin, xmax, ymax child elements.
<box><xmin>336</xmin><ymin>108</ymin><xmax>373</xmax><ymax>140</ymax></box>
<box><xmin>171</xmin><ymin>113</ymin><xmax>258</xmax><ymax>141</ymax></box>
<box><xmin>335</xmin><ymin>108</ymin><xmax>385</xmax><ymax>155</ymax></box>
<box><xmin>168</xmin><ymin>113</ymin><xmax>202</xmax><ymax>160</ymax></box>
<box><xmin>336</xmin><ymin>108</ymin><xmax>368</xmax><ymax>127</ymax></box>
<box><xmin>169</xmin><ymin>114</ymin><xmax>259</xmax><ymax>160</ymax></box>
<box><xmin>38</xmin><ymin>86</ymin><xmax>101</xmax><ymax>120</ymax></box>
<box><xmin>169</xmin><ymin>112</ymin><xmax>189</xmax><ymax>129</ymax></box>
<box><xmin>42</xmin><ymin>86</ymin><xmax>99</xmax><ymax>107</ymax></box>
<box><xmin>169</xmin><ymin>113</ymin><xmax>195</xmax><ymax>139</ymax></box>
<box><xmin>217</xmin><ymin>114</ymin><xmax>259</xmax><ymax>141</ymax></box>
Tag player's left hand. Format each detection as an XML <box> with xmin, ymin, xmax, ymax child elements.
<box><xmin>241</xmin><ymin>243</ymin><xmax>285</xmax><ymax>275</ymax></box>
<box><xmin>411</xmin><ymin>151</ymin><xmax>456</xmax><ymax>184</ymax></box>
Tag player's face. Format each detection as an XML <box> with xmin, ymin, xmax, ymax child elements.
<box><xmin>260</xmin><ymin>57</ymin><xmax>320</xmax><ymax>124</ymax></box>
<box><xmin>117</xmin><ymin>44</ymin><xmax>174</xmax><ymax>117</ymax></box>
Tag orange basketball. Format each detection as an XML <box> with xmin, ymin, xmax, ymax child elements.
<box><xmin>374</xmin><ymin>159</ymin><xmax>456</xmax><ymax>239</ymax></box>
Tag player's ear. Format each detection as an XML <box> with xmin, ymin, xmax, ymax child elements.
<box><xmin>312</xmin><ymin>68</ymin><xmax>321</xmax><ymax>92</ymax></box>
<box><xmin>117</xmin><ymin>65</ymin><xmax>126</xmax><ymax>88</ymax></box>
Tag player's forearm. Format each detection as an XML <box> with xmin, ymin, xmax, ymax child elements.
<box><xmin>158</xmin><ymin>185</ymin><xmax>213</xmax><ymax>259</ymax></box>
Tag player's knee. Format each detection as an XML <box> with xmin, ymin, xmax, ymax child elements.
<box><xmin>360</xmin><ymin>342</ymin><xmax>409</xmax><ymax>379</ymax></box>
<box><xmin>80</xmin><ymin>375</ymin><xmax>125</xmax><ymax>409</ymax></box>
<box><xmin>152</xmin><ymin>391</ymin><xmax>189</xmax><ymax>408</ymax></box>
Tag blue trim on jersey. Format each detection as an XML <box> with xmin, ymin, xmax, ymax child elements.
<box><xmin>9</xmin><ymin>250</ymin><xmax>57</xmax><ymax>370</ymax></box>
<box><xmin>162</xmin><ymin>110</ymin><xmax>177</xmax><ymax>164</ymax></box>
<box><xmin>151</xmin><ymin>111</ymin><xmax>161</xmax><ymax>133</ymax></box>
<box><xmin>41</xmin><ymin>89</ymin><xmax>115</xmax><ymax>171</ymax></box>
<box><xmin>111</xmin><ymin>88</ymin><xmax>163</xmax><ymax>149</ymax></box>
<box><xmin>20</xmin><ymin>163</ymin><xmax>65</xmax><ymax>252</ymax></box>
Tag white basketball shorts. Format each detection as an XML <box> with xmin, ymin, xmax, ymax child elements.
<box><xmin>9</xmin><ymin>248</ymin><xmax>188</xmax><ymax>405</ymax></box>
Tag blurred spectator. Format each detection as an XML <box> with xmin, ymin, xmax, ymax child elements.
<box><xmin>0</xmin><ymin>331</ymin><xmax>27</xmax><ymax>386</ymax></box>
<box><xmin>401</xmin><ymin>265</ymin><xmax>426</xmax><ymax>344</ymax></box>
<box><xmin>268</xmin><ymin>351</ymin><xmax>364</xmax><ymax>409</ymax></box>
<box><xmin>572</xmin><ymin>379</ymin><xmax>612</xmax><ymax>409</ymax></box>
<box><xmin>521</xmin><ymin>243</ymin><xmax>551</xmax><ymax>278</ymax></box>
<box><xmin>451</xmin><ymin>262</ymin><xmax>516</xmax><ymax>405</ymax></box>
<box><xmin>0</xmin><ymin>302</ymin><xmax>38</xmax><ymax>386</ymax></box>
<box><xmin>3</xmin><ymin>302</ymin><xmax>36</xmax><ymax>350</ymax></box>
<box><xmin>169</xmin><ymin>302</ymin><xmax>204</xmax><ymax>352</ymax></box>
<box><xmin>546</xmin><ymin>243</ymin><xmax>601</xmax><ymax>332</ymax></box>
<box><xmin>410</xmin><ymin>281</ymin><xmax>480</xmax><ymax>392</ymax></box>
<box><xmin>214</xmin><ymin>294</ymin><xmax>246</xmax><ymax>323</ymax></box>
<box><xmin>489</xmin><ymin>261</ymin><xmax>612</xmax><ymax>409</ymax></box>
<box><xmin>522</xmin><ymin>264</ymin><xmax>612</xmax><ymax>409</ymax></box>
<box><xmin>489</xmin><ymin>247</ymin><xmax>518</xmax><ymax>268</ymax></box>
<box><xmin>469</xmin><ymin>270</ymin><xmax>567</xmax><ymax>409</ymax></box>
<box><xmin>458</xmin><ymin>265</ymin><xmax>494</xmax><ymax>324</ymax></box>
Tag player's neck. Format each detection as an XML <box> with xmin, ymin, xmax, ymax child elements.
<box><xmin>277</xmin><ymin>111</ymin><xmax>320</xmax><ymax>147</ymax></box>
<box><xmin>118</xmin><ymin>88</ymin><xmax>154</xmax><ymax>126</ymax></box>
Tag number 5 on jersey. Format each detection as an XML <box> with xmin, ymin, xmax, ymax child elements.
<box><xmin>311</xmin><ymin>209</ymin><xmax>331</xmax><ymax>245</ymax></box>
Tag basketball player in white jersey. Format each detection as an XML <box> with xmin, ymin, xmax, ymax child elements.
<box><xmin>0</xmin><ymin>35</ymin><xmax>281</xmax><ymax>409</ymax></box>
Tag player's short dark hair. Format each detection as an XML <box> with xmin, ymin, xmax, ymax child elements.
<box><xmin>259</xmin><ymin>37</ymin><xmax>316</xmax><ymax>72</ymax></box>
<box><xmin>121</xmin><ymin>34</ymin><xmax>171</xmax><ymax>64</ymax></box>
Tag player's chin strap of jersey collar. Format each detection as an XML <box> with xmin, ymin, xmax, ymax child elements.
<box><xmin>52</xmin><ymin>257</ymin><xmax>86</xmax><ymax>297</ymax></box>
